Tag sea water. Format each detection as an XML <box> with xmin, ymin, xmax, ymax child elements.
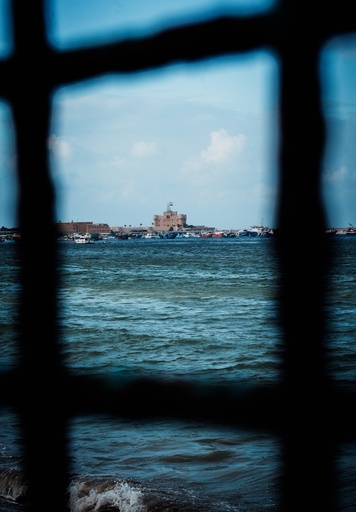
<box><xmin>0</xmin><ymin>236</ymin><xmax>355</xmax><ymax>511</ymax></box>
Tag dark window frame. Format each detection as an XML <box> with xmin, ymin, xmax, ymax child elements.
<box><xmin>1</xmin><ymin>1</ymin><xmax>356</xmax><ymax>511</ymax></box>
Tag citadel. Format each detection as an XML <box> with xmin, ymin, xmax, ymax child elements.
<box><xmin>55</xmin><ymin>203</ymin><xmax>216</xmax><ymax>239</ymax></box>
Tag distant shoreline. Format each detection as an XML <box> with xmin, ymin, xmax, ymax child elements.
<box><xmin>1</xmin><ymin>226</ymin><xmax>356</xmax><ymax>242</ymax></box>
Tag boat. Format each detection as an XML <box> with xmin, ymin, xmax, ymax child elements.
<box><xmin>144</xmin><ymin>232</ymin><xmax>160</xmax><ymax>239</ymax></box>
<box><xmin>162</xmin><ymin>231</ymin><xmax>178</xmax><ymax>239</ymax></box>
<box><xmin>182</xmin><ymin>232</ymin><xmax>200</xmax><ymax>238</ymax></box>
<box><xmin>240</xmin><ymin>219</ymin><xmax>273</xmax><ymax>237</ymax></box>
<box><xmin>175</xmin><ymin>231</ymin><xmax>200</xmax><ymax>238</ymax></box>
<box><xmin>346</xmin><ymin>224</ymin><xmax>356</xmax><ymax>235</ymax></box>
<box><xmin>74</xmin><ymin>234</ymin><xmax>94</xmax><ymax>244</ymax></box>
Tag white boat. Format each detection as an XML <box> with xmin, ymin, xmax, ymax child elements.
<box><xmin>144</xmin><ymin>232</ymin><xmax>160</xmax><ymax>239</ymax></box>
<box><xmin>175</xmin><ymin>231</ymin><xmax>200</xmax><ymax>238</ymax></box>
<box><xmin>240</xmin><ymin>219</ymin><xmax>273</xmax><ymax>237</ymax></box>
<box><xmin>74</xmin><ymin>234</ymin><xmax>94</xmax><ymax>244</ymax></box>
<box><xmin>345</xmin><ymin>224</ymin><xmax>356</xmax><ymax>235</ymax></box>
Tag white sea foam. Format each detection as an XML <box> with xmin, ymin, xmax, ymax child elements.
<box><xmin>68</xmin><ymin>478</ymin><xmax>145</xmax><ymax>512</ymax></box>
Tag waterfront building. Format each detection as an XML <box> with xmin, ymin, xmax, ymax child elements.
<box><xmin>56</xmin><ymin>221</ymin><xmax>111</xmax><ymax>237</ymax></box>
<box><xmin>153</xmin><ymin>203</ymin><xmax>187</xmax><ymax>231</ymax></box>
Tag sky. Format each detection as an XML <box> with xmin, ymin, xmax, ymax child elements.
<box><xmin>0</xmin><ymin>0</ymin><xmax>356</xmax><ymax>230</ymax></box>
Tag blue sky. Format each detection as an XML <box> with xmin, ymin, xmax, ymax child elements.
<box><xmin>0</xmin><ymin>1</ymin><xmax>356</xmax><ymax>229</ymax></box>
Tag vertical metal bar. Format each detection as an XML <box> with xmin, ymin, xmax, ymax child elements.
<box><xmin>276</xmin><ymin>4</ymin><xmax>336</xmax><ymax>510</ymax></box>
<box><xmin>10</xmin><ymin>1</ymin><xmax>69</xmax><ymax>510</ymax></box>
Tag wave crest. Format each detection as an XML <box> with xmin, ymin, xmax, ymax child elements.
<box><xmin>0</xmin><ymin>468</ymin><xmax>28</xmax><ymax>503</ymax></box>
<box><xmin>68</xmin><ymin>478</ymin><xmax>145</xmax><ymax>512</ymax></box>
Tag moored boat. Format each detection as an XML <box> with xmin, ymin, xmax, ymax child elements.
<box><xmin>239</xmin><ymin>219</ymin><xmax>273</xmax><ymax>237</ymax></box>
<box><xmin>144</xmin><ymin>232</ymin><xmax>160</xmax><ymax>239</ymax></box>
<box><xmin>162</xmin><ymin>231</ymin><xmax>178</xmax><ymax>239</ymax></box>
<box><xmin>74</xmin><ymin>234</ymin><xmax>94</xmax><ymax>244</ymax></box>
<box><xmin>346</xmin><ymin>224</ymin><xmax>356</xmax><ymax>235</ymax></box>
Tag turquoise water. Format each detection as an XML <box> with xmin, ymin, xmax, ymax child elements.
<box><xmin>58</xmin><ymin>237</ymin><xmax>281</xmax><ymax>383</ymax></box>
<box><xmin>0</xmin><ymin>236</ymin><xmax>355</xmax><ymax>511</ymax></box>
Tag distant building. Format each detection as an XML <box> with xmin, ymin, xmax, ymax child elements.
<box><xmin>56</xmin><ymin>221</ymin><xmax>111</xmax><ymax>237</ymax></box>
<box><xmin>153</xmin><ymin>203</ymin><xmax>187</xmax><ymax>231</ymax></box>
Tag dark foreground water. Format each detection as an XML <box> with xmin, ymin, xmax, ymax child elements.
<box><xmin>1</xmin><ymin>236</ymin><xmax>356</xmax><ymax>511</ymax></box>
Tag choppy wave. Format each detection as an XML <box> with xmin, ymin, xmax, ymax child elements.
<box><xmin>2</xmin><ymin>237</ymin><xmax>356</xmax><ymax>511</ymax></box>
<box><xmin>68</xmin><ymin>477</ymin><xmax>145</xmax><ymax>512</ymax></box>
<box><xmin>0</xmin><ymin>468</ymin><xmax>255</xmax><ymax>512</ymax></box>
<box><xmin>0</xmin><ymin>469</ymin><xmax>27</xmax><ymax>504</ymax></box>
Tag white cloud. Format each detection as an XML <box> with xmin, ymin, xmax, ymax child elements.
<box><xmin>323</xmin><ymin>166</ymin><xmax>350</xmax><ymax>183</ymax></box>
<box><xmin>131</xmin><ymin>141</ymin><xmax>157</xmax><ymax>158</ymax></box>
<box><xmin>181</xmin><ymin>128</ymin><xmax>248</xmax><ymax>184</ymax></box>
<box><xmin>200</xmin><ymin>128</ymin><xmax>247</xmax><ymax>165</ymax></box>
<box><xmin>48</xmin><ymin>135</ymin><xmax>72</xmax><ymax>159</ymax></box>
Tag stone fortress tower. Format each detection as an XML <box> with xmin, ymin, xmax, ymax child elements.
<box><xmin>153</xmin><ymin>202</ymin><xmax>187</xmax><ymax>231</ymax></box>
